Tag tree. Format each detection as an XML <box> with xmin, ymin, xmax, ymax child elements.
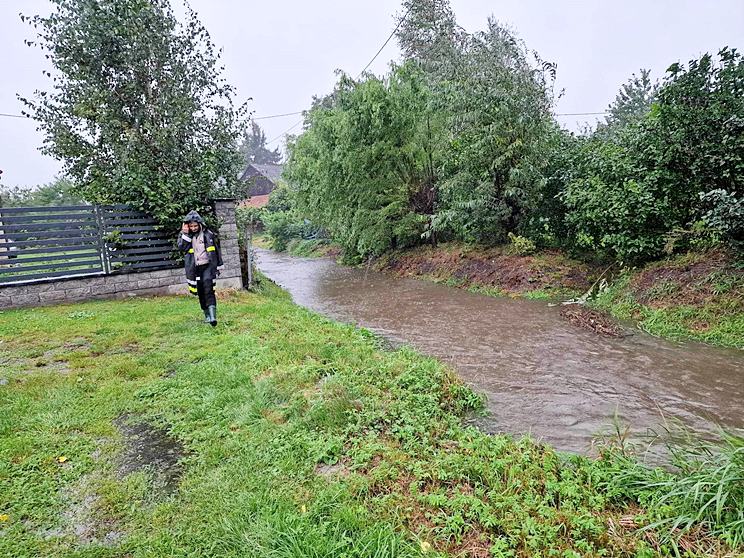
<box><xmin>563</xmin><ymin>49</ymin><xmax>744</xmax><ymax>261</ymax></box>
<box><xmin>239</xmin><ymin>121</ymin><xmax>282</xmax><ymax>165</ymax></box>
<box><xmin>0</xmin><ymin>177</ymin><xmax>85</xmax><ymax>207</ymax></box>
<box><xmin>594</xmin><ymin>69</ymin><xmax>659</xmax><ymax>140</ymax></box>
<box><xmin>19</xmin><ymin>0</ymin><xmax>246</xmax><ymax>229</ymax></box>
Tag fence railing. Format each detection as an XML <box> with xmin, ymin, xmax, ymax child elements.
<box><xmin>0</xmin><ymin>204</ymin><xmax>180</xmax><ymax>286</ymax></box>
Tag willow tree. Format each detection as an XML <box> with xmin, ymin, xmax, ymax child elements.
<box><xmin>20</xmin><ymin>0</ymin><xmax>246</xmax><ymax>227</ymax></box>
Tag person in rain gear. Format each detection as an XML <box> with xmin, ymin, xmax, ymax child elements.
<box><xmin>177</xmin><ymin>210</ymin><xmax>223</xmax><ymax>326</ymax></box>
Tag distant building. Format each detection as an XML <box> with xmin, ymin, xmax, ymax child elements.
<box><xmin>240</xmin><ymin>163</ymin><xmax>283</xmax><ymax>199</ymax></box>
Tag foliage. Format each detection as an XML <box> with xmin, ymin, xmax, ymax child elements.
<box><xmin>563</xmin><ymin>49</ymin><xmax>744</xmax><ymax>262</ymax></box>
<box><xmin>19</xmin><ymin>0</ymin><xmax>246</xmax><ymax>231</ymax></box>
<box><xmin>594</xmin><ymin>69</ymin><xmax>659</xmax><ymax>141</ymax></box>
<box><xmin>286</xmin><ymin>65</ymin><xmax>443</xmax><ymax>258</ymax></box>
<box><xmin>601</xmin><ymin>426</ymin><xmax>744</xmax><ymax>548</ymax></box>
<box><xmin>263</xmin><ymin>209</ymin><xmax>305</xmax><ymax>251</ymax></box>
<box><xmin>507</xmin><ymin>232</ymin><xmax>536</xmax><ymax>256</ymax></box>
<box><xmin>700</xmin><ymin>189</ymin><xmax>744</xmax><ymax>244</ymax></box>
<box><xmin>0</xmin><ymin>177</ymin><xmax>85</xmax><ymax>207</ymax></box>
<box><xmin>287</xmin><ymin>4</ymin><xmax>556</xmax><ymax>257</ymax></box>
<box><xmin>240</xmin><ymin>121</ymin><xmax>282</xmax><ymax>165</ymax></box>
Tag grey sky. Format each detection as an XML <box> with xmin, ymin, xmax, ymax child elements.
<box><xmin>1</xmin><ymin>0</ymin><xmax>742</xmax><ymax>188</ymax></box>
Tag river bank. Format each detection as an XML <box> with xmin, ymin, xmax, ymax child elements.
<box><xmin>1</xmin><ymin>282</ymin><xmax>742</xmax><ymax>557</ymax></box>
<box><xmin>352</xmin><ymin>242</ymin><xmax>741</xmax><ymax>349</ymax></box>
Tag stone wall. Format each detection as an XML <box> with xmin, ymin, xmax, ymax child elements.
<box><xmin>0</xmin><ymin>199</ymin><xmax>243</xmax><ymax>310</ymax></box>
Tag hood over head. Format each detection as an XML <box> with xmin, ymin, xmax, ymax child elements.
<box><xmin>183</xmin><ymin>210</ymin><xmax>205</xmax><ymax>224</ymax></box>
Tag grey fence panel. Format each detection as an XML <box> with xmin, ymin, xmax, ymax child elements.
<box><xmin>0</xmin><ymin>269</ymin><xmax>104</xmax><ymax>284</ymax></box>
<box><xmin>99</xmin><ymin>205</ymin><xmax>179</xmax><ymax>275</ymax></box>
<box><xmin>0</xmin><ymin>260</ymin><xmax>103</xmax><ymax>275</ymax></box>
<box><xmin>0</xmin><ymin>229</ymin><xmax>99</xmax><ymax>240</ymax></box>
<box><xmin>0</xmin><ymin>204</ymin><xmax>180</xmax><ymax>286</ymax></box>
<box><xmin>7</xmin><ymin>252</ymin><xmax>100</xmax><ymax>265</ymax></box>
<box><xmin>0</xmin><ymin>213</ymin><xmax>96</xmax><ymax>223</ymax></box>
<box><xmin>0</xmin><ymin>205</ymin><xmax>93</xmax><ymax>214</ymax></box>
<box><xmin>3</xmin><ymin>237</ymin><xmax>101</xmax><ymax>249</ymax></box>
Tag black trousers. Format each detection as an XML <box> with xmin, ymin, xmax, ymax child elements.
<box><xmin>195</xmin><ymin>263</ymin><xmax>216</xmax><ymax>311</ymax></box>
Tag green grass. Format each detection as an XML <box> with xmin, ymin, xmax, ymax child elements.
<box><xmin>593</xmin><ymin>267</ymin><xmax>744</xmax><ymax>350</ymax></box>
<box><xmin>283</xmin><ymin>238</ymin><xmax>341</xmax><ymax>259</ymax></box>
<box><xmin>1</xmin><ymin>281</ymin><xmax>742</xmax><ymax>557</ymax></box>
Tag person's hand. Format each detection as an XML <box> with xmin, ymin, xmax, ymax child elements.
<box><xmin>181</xmin><ymin>222</ymin><xmax>190</xmax><ymax>234</ymax></box>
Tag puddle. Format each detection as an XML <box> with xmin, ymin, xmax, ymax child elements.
<box><xmin>113</xmin><ymin>415</ymin><xmax>185</xmax><ymax>495</ymax></box>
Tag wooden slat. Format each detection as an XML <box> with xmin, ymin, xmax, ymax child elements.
<box><xmin>99</xmin><ymin>211</ymin><xmax>149</xmax><ymax>218</ymax></box>
<box><xmin>6</xmin><ymin>244</ymin><xmax>98</xmax><ymax>255</ymax></box>
<box><xmin>118</xmin><ymin>233</ymin><xmax>169</xmax><ymax>240</ymax></box>
<box><xmin>0</xmin><ymin>221</ymin><xmax>96</xmax><ymax>232</ymax></box>
<box><xmin>116</xmin><ymin>239</ymin><xmax>173</xmax><ymax>248</ymax></box>
<box><xmin>10</xmin><ymin>252</ymin><xmax>100</xmax><ymax>265</ymax></box>
<box><xmin>0</xmin><ymin>212</ymin><xmax>96</xmax><ymax>223</ymax></box>
<box><xmin>109</xmin><ymin>253</ymin><xmax>174</xmax><ymax>263</ymax></box>
<box><xmin>0</xmin><ymin>259</ymin><xmax>102</xmax><ymax>275</ymax></box>
<box><xmin>3</xmin><ymin>237</ymin><xmax>100</xmax><ymax>248</ymax></box>
<box><xmin>113</xmin><ymin>260</ymin><xmax>181</xmax><ymax>271</ymax></box>
<box><xmin>0</xmin><ymin>229</ymin><xmax>99</xmax><ymax>240</ymax></box>
<box><xmin>102</xmin><ymin>225</ymin><xmax>161</xmax><ymax>233</ymax></box>
<box><xmin>100</xmin><ymin>204</ymin><xmax>144</xmax><ymax>212</ymax></box>
<box><xmin>0</xmin><ymin>269</ymin><xmax>103</xmax><ymax>284</ymax></box>
<box><xmin>0</xmin><ymin>205</ymin><xmax>92</xmax><ymax>215</ymax></box>
<box><xmin>111</xmin><ymin>246</ymin><xmax>173</xmax><ymax>255</ymax></box>
<box><xmin>103</xmin><ymin>218</ymin><xmax>159</xmax><ymax>226</ymax></box>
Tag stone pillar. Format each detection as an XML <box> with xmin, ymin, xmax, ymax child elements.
<box><xmin>212</xmin><ymin>199</ymin><xmax>243</xmax><ymax>289</ymax></box>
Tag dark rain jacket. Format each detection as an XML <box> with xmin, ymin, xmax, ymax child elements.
<box><xmin>177</xmin><ymin>211</ymin><xmax>223</xmax><ymax>294</ymax></box>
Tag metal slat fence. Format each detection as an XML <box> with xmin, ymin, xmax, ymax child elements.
<box><xmin>0</xmin><ymin>204</ymin><xmax>180</xmax><ymax>286</ymax></box>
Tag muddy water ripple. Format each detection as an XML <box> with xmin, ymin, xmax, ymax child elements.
<box><xmin>256</xmin><ymin>249</ymin><xmax>743</xmax><ymax>454</ymax></box>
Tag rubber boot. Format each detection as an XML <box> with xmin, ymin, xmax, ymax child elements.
<box><xmin>203</xmin><ymin>308</ymin><xmax>211</xmax><ymax>324</ymax></box>
<box><xmin>206</xmin><ymin>305</ymin><xmax>217</xmax><ymax>327</ymax></box>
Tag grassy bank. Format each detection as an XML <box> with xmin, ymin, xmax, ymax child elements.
<box><xmin>1</xmin><ymin>283</ymin><xmax>742</xmax><ymax>557</ymax></box>
<box><xmin>371</xmin><ymin>242</ymin><xmax>598</xmax><ymax>300</ymax></box>
<box><xmin>361</xmin><ymin>242</ymin><xmax>743</xmax><ymax>348</ymax></box>
<box><xmin>286</xmin><ymin>238</ymin><xmax>343</xmax><ymax>259</ymax></box>
<box><xmin>592</xmin><ymin>251</ymin><xmax>744</xmax><ymax>349</ymax></box>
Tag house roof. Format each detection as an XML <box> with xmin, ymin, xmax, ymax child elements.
<box><xmin>240</xmin><ymin>163</ymin><xmax>283</xmax><ymax>183</ymax></box>
<box><xmin>239</xmin><ymin>194</ymin><xmax>271</xmax><ymax>209</ymax></box>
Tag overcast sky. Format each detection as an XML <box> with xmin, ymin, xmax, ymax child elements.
<box><xmin>1</xmin><ymin>0</ymin><xmax>743</xmax><ymax>188</ymax></box>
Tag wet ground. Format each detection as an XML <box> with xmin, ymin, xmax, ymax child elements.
<box><xmin>256</xmin><ymin>248</ymin><xmax>744</xmax><ymax>455</ymax></box>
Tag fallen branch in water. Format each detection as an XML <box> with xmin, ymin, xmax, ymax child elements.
<box><xmin>560</xmin><ymin>306</ymin><xmax>624</xmax><ymax>337</ymax></box>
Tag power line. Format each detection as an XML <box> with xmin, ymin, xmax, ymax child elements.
<box><xmin>253</xmin><ymin>111</ymin><xmax>303</xmax><ymax>121</ymax></box>
<box><xmin>555</xmin><ymin>111</ymin><xmax>608</xmax><ymax>116</ymax></box>
<box><xmin>0</xmin><ymin>113</ymin><xmax>30</xmax><ymax>119</ymax></box>
<box><xmin>355</xmin><ymin>6</ymin><xmax>412</xmax><ymax>80</ymax></box>
<box><xmin>266</xmin><ymin>119</ymin><xmax>304</xmax><ymax>146</ymax></box>
<box><xmin>266</xmin><ymin>7</ymin><xmax>414</xmax><ymax>146</ymax></box>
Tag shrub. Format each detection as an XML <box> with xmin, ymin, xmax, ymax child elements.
<box><xmin>507</xmin><ymin>232</ymin><xmax>536</xmax><ymax>256</ymax></box>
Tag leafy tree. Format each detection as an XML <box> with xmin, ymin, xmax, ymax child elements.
<box><xmin>563</xmin><ymin>49</ymin><xmax>744</xmax><ymax>261</ymax></box>
<box><xmin>0</xmin><ymin>177</ymin><xmax>85</xmax><ymax>207</ymax></box>
<box><xmin>594</xmin><ymin>69</ymin><xmax>659</xmax><ymax>140</ymax></box>
<box><xmin>19</xmin><ymin>0</ymin><xmax>246</xmax><ymax>229</ymax></box>
<box><xmin>239</xmin><ymin>121</ymin><xmax>282</xmax><ymax>165</ymax></box>
<box><xmin>286</xmin><ymin>65</ymin><xmax>445</xmax><ymax>258</ymax></box>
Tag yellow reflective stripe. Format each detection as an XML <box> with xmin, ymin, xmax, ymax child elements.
<box><xmin>188</xmin><ymin>286</ymin><xmax>197</xmax><ymax>293</ymax></box>
<box><xmin>206</xmin><ymin>246</ymin><xmax>215</xmax><ymax>252</ymax></box>
<box><xmin>189</xmin><ymin>249</ymin><xmax>194</xmax><ymax>254</ymax></box>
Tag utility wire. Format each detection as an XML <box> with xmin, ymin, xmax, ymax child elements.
<box><xmin>0</xmin><ymin>113</ymin><xmax>30</xmax><ymax>119</ymax></box>
<box><xmin>253</xmin><ymin>111</ymin><xmax>303</xmax><ymax>120</ymax></box>
<box><xmin>355</xmin><ymin>6</ymin><xmax>412</xmax><ymax>79</ymax></box>
<box><xmin>555</xmin><ymin>111</ymin><xmax>608</xmax><ymax>116</ymax></box>
<box><xmin>266</xmin><ymin>119</ymin><xmax>303</xmax><ymax>146</ymax></box>
<box><xmin>267</xmin><ymin>7</ymin><xmax>413</xmax><ymax>146</ymax></box>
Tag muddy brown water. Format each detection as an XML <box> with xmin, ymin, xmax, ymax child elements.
<box><xmin>256</xmin><ymin>249</ymin><xmax>744</xmax><ymax>456</ymax></box>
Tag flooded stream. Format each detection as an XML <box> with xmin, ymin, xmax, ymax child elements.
<box><xmin>256</xmin><ymin>248</ymin><xmax>743</xmax><ymax>455</ymax></box>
